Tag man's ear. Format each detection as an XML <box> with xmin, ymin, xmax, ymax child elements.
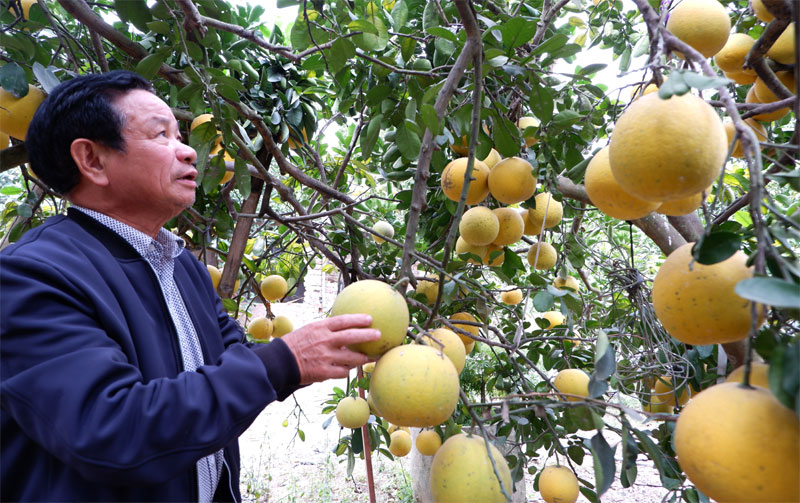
<box><xmin>70</xmin><ymin>138</ymin><xmax>110</xmax><ymax>187</ymax></box>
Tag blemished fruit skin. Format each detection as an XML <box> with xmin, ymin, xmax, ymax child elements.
<box><xmin>330</xmin><ymin>280</ymin><xmax>410</xmax><ymax>356</ymax></box>
<box><xmin>271</xmin><ymin>316</ymin><xmax>293</xmax><ymax>337</ymax></box>
<box><xmin>528</xmin><ymin>192</ymin><xmax>563</xmax><ymax>229</ymax></box>
<box><xmin>553</xmin><ymin>276</ymin><xmax>580</xmax><ymax>292</ymax></box>
<box><xmin>585</xmin><ymin>147</ymin><xmax>660</xmax><ymax>220</ymax></box>
<box><xmin>723</xmin><ymin>119</ymin><xmax>768</xmax><ymax>159</ymax></box>
<box><xmin>491</xmin><ymin>207</ymin><xmax>525</xmax><ymax>246</ymax></box>
<box><xmin>0</xmin><ymin>85</ymin><xmax>46</xmax><ymax>140</ymax></box>
<box><xmin>517</xmin><ymin>116</ymin><xmax>540</xmax><ymax>147</ymax></box>
<box><xmin>422</xmin><ymin>328</ymin><xmax>466</xmax><ymax>374</ymax></box>
<box><xmin>553</xmin><ymin>369</ymin><xmax>590</xmax><ymax>401</ymax></box>
<box><xmin>260</xmin><ymin>275</ymin><xmax>288</xmax><ymax>301</ymax></box>
<box><xmin>430</xmin><ymin>434</ymin><xmax>512</xmax><ymax>503</ymax></box>
<box><xmin>665</xmin><ymin>0</ymin><xmax>730</xmax><ymax>59</ymax></box>
<box><xmin>248</xmin><ymin>317</ymin><xmax>273</xmax><ymax>340</ymax></box>
<box><xmin>488</xmin><ymin>157</ymin><xmax>536</xmax><ymax>205</ymax></box>
<box><xmin>766</xmin><ymin>23</ymin><xmax>795</xmax><ymax>65</ymax></box>
<box><xmin>455</xmin><ymin>236</ymin><xmax>487</xmax><ymax>265</ymax></box>
<box><xmin>441</xmin><ymin>157</ymin><xmax>491</xmax><ymax>205</ymax></box>
<box><xmin>459</xmin><ymin>206</ymin><xmax>500</xmax><ymax>246</ymax></box>
<box><xmin>416</xmin><ymin>430</ymin><xmax>443</xmax><ymax>456</ymax></box>
<box><xmin>713</xmin><ymin>33</ymin><xmax>756</xmax><ymax>73</ymax></box>
<box><xmin>541</xmin><ymin>311</ymin><xmax>566</xmax><ymax>329</ymax></box>
<box><xmin>450</xmin><ymin>312</ymin><xmax>479</xmax><ymax>345</ymax></box>
<box><xmin>745</xmin><ymin>86</ymin><xmax>790</xmax><ymax>122</ymax></box>
<box><xmin>527</xmin><ymin>242</ymin><xmax>557</xmax><ymax>270</ymax></box>
<box><xmin>652</xmin><ymin>243</ymin><xmax>758</xmax><ymax>345</ymax></box>
<box><xmin>725</xmin><ymin>362</ymin><xmax>770</xmax><ymax>389</ymax></box>
<box><xmin>335</xmin><ymin>396</ymin><xmax>370</xmax><ymax>429</ymax></box>
<box><xmin>674</xmin><ymin>383</ymin><xmax>800</xmax><ymax>503</ymax></box>
<box><xmin>371</xmin><ymin>220</ymin><xmax>394</xmax><ymax>244</ymax></box>
<box><xmin>500</xmin><ymin>289</ymin><xmax>523</xmax><ymax>305</ymax></box>
<box><xmin>370</xmin><ymin>344</ymin><xmax>459</xmax><ymax>427</ymax></box>
<box><xmin>609</xmin><ymin>93</ymin><xmax>727</xmax><ymax>203</ymax></box>
<box><xmin>389</xmin><ymin>430</ymin><xmax>412</xmax><ymax>457</ymax></box>
<box><xmin>206</xmin><ymin>265</ymin><xmax>222</xmax><ymax>289</ymax></box>
<box><xmin>539</xmin><ymin>465</ymin><xmax>580</xmax><ymax>503</ymax></box>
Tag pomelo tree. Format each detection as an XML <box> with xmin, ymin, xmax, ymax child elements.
<box><xmin>1</xmin><ymin>0</ymin><xmax>798</xmax><ymax>501</ymax></box>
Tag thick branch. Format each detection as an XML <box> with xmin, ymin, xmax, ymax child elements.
<box><xmin>668</xmin><ymin>214</ymin><xmax>703</xmax><ymax>242</ymax></box>
<box><xmin>201</xmin><ymin>15</ymin><xmax>297</xmax><ymax>61</ymax></box>
<box><xmin>174</xmin><ymin>0</ymin><xmax>207</xmax><ymax>39</ymax></box>
<box><xmin>218</xmin><ymin>180</ymin><xmax>263</xmax><ymax>298</ymax></box>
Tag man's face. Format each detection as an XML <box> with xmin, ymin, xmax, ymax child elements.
<box><xmin>100</xmin><ymin>89</ymin><xmax>198</xmax><ymax>225</ymax></box>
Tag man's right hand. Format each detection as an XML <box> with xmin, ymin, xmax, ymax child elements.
<box><xmin>280</xmin><ymin>314</ymin><xmax>380</xmax><ymax>384</ymax></box>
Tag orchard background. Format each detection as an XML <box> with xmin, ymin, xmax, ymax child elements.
<box><xmin>0</xmin><ymin>0</ymin><xmax>798</xmax><ymax>502</ymax></box>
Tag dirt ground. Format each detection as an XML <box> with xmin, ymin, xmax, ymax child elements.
<box><xmin>237</xmin><ymin>270</ymin><xmax>674</xmax><ymax>502</ymax></box>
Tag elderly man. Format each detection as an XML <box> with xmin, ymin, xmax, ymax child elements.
<box><xmin>0</xmin><ymin>70</ymin><xmax>379</xmax><ymax>502</ymax></box>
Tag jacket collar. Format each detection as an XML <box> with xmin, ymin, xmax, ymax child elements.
<box><xmin>66</xmin><ymin>207</ymin><xmax>142</xmax><ymax>260</ymax></box>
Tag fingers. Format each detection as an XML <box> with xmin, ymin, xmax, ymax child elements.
<box><xmin>326</xmin><ymin>327</ymin><xmax>382</xmax><ymax>347</ymax></box>
<box><xmin>318</xmin><ymin>314</ymin><xmax>374</xmax><ymax>331</ymax></box>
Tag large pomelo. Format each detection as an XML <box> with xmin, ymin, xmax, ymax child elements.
<box><xmin>430</xmin><ymin>433</ymin><xmax>512</xmax><ymax>503</ymax></box>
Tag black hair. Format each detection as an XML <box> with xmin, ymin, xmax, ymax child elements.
<box><xmin>26</xmin><ymin>70</ymin><xmax>154</xmax><ymax>195</ymax></box>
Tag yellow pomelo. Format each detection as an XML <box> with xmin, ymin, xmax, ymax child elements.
<box><xmin>371</xmin><ymin>220</ymin><xmax>394</xmax><ymax>244</ymax></box>
<box><xmin>422</xmin><ymin>328</ymin><xmax>466</xmax><ymax>374</ymax></box>
<box><xmin>631</xmin><ymin>82</ymin><xmax>659</xmax><ymax>100</ymax></box>
<box><xmin>248</xmin><ymin>317</ymin><xmax>273</xmax><ymax>340</ymax></box>
<box><xmin>459</xmin><ymin>206</ymin><xmax>500</xmax><ymax>246</ymax></box>
<box><xmin>430</xmin><ymin>434</ymin><xmax>512</xmax><ymax>503</ymax></box>
<box><xmin>260</xmin><ymin>275</ymin><xmax>288</xmax><ymax>301</ymax></box>
<box><xmin>528</xmin><ymin>192</ymin><xmax>563</xmax><ymax>229</ymax></box>
<box><xmin>271</xmin><ymin>316</ymin><xmax>293</xmax><ymax>337</ymax></box>
<box><xmin>367</xmin><ymin>393</ymin><xmax>381</xmax><ymax>417</ymax></box>
<box><xmin>725</xmin><ymin>362</ymin><xmax>770</xmax><ymax>389</ymax></box>
<box><xmin>665</xmin><ymin>0</ymin><xmax>730</xmax><ymax>58</ymax></box>
<box><xmin>336</xmin><ymin>396</ymin><xmax>370</xmax><ymax>428</ymax></box>
<box><xmin>455</xmin><ymin>236</ymin><xmax>487</xmax><ymax>265</ymax></box>
<box><xmin>362</xmin><ymin>362</ymin><xmax>376</xmax><ymax>375</ymax></box>
<box><xmin>553</xmin><ymin>369</ymin><xmax>590</xmax><ymax>401</ymax></box>
<box><xmin>441</xmin><ymin>157</ymin><xmax>490</xmax><ymax>205</ymax></box>
<box><xmin>450</xmin><ymin>312</ymin><xmax>479</xmax><ymax>345</ymax></box>
<box><xmin>753</xmin><ymin>71</ymin><xmax>796</xmax><ymax>103</ymax></box>
<box><xmin>724</xmin><ymin>69</ymin><xmax>756</xmax><ymax>85</ymax></box>
<box><xmin>488</xmin><ymin>157</ymin><xmax>536</xmax><ymax>205</ymax></box>
<box><xmin>527</xmin><ymin>242</ymin><xmax>557</xmax><ymax>270</ymax></box>
<box><xmin>643</xmin><ymin>401</ymin><xmax>674</xmax><ymax>414</ymax></box>
<box><xmin>210</xmin><ymin>144</ymin><xmax>234</xmax><ymax>184</ymax></box>
<box><xmin>714</xmin><ymin>33</ymin><xmax>756</xmax><ymax>73</ymax></box>
<box><xmin>464</xmin><ymin>340</ymin><xmax>475</xmax><ymax>354</ymax></box>
<box><xmin>206</xmin><ymin>264</ymin><xmax>222</xmax><ymax>289</ymax></box>
<box><xmin>0</xmin><ymin>85</ymin><xmax>45</xmax><ymax>140</ymax></box>
<box><xmin>521</xmin><ymin>209</ymin><xmax>544</xmax><ymax>236</ymax></box>
<box><xmin>491</xmin><ymin>207</ymin><xmax>525</xmax><ymax>246</ymax></box>
<box><xmin>389</xmin><ymin>430</ymin><xmax>412</xmax><ymax>457</ymax></box>
<box><xmin>190</xmin><ymin>113</ymin><xmax>214</xmax><ymax>131</ymax></box>
<box><xmin>767</xmin><ymin>23</ymin><xmax>795</xmax><ymax>65</ymax></box>
<box><xmin>415</xmin><ymin>278</ymin><xmax>439</xmax><ymax>304</ymax></box>
<box><xmin>517</xmin><ymin>116</ymin><xmax>540</xmax><ymax>147</ymax></box>
<box><xmin>416</xmin><ymin>430</ymin><xmax>442</xmax><ymax>456</ymax></box>
<box><xmin>553</xmin><ymin>276</ymin><xmax>580</xmax><ymax>292</ymax></box>
<box><xmin>746</xmin><ymin>86</ymin><xmax>790</xmax><ymax>122</ymax></box>
<box><xmin>0</xmin><ymin>131</ymin><xmax>9</xmax><ymax>149</ymax></box>
<box><xmin>500</xmin><ymin>288</ymin><xmax>523</xmax><ymax>305</ymax></box>
<box><xmin>539</xmin><ymin>465</ymin><xmax>579</xmax><ymax>503</ymax></box>
<box><xmin>481</xmin><ymin>148</ymin><xmax>501</xmax><ymax>169</ymax></box>
<box><xmin>585</xmin><ymin>147</ymin><xmax>661</xmax><ymax>220</ymax></box>
<box><xmin>287</xmin><ymin>127</ymin><xmax>308</xmax><ymax>149</ymax></box>
<box><xmin>541</xmin><ymin>311</ymin><xmax>566</xmax><ymax>329</ymax></box>
<box><xmin>387</xmin><ymin>424</ymin><xmax>410</xmax><ymax>435</ymax></box>
<box><xmin>750</xmin><ymin>0</ymin><xmax>773</xmax><ymax>22</ymax></box>
<box><xmin>652</xmin><ymin>376</ymin><xmax>694</xmax><ymax>407</ymax></box>
<box><xmin>330</xmin><ymin>279</ymin><xmax>410</xmax><ymax>356</ymax></box>
<box><xmin>369</xmin><ymin>344</ymin><xmax>460</xmax><ymax>427</ymax></box>
<box><xmin>609</xmin><ymin>93</ymin><xmax>727</xmax><ymax>202</ymax></box>
<box><xmin>449</xmin><ymin>124</ymin><xmax>491</xmax><ymax>156</ymax></box>
<box><xmin>652</xmin><ymin>242</ymin><xmax>759</xmax><ymax>345</ymax></box>
<box><xmin>656</xmin><ymin>190</ymin><xmax>706</xmax><ymax>216</ymax></box>
<box><xmin>482</xmin><ymin>244</ymin><xmax>505</xmax><ymax>267</ymax></box>
<box><xmin>674</xmin><ymin>383</ymin><xmax>800</xmax><ymax>502</ymax></box>
<box><xmin>723</xmin><ymin>119</ymin><xmax>768</xmax><ymax>158</ymax></box>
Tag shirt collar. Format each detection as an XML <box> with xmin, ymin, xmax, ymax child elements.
<box><xmin>71</xmin><ymin>206</ymin><xmax>184</xmax><ymax>260</ymax></box>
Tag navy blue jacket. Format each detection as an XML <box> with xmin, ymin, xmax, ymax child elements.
<box><xmin>0</xmin><ymin>209</ymin><xmax>299</xmax><ymax>501</ymax></box>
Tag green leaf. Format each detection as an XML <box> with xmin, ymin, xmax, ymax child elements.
<box><xmin>31</xmin><ymin>63</ymin><xmax>60</xmax><ymax>94</ymax></box>
<box><xmin>115</xmin><ymin>0</ymin><xmax>153</xmax><ymax>33</ymax></box>
<box><xmin>531</xmin><ymin>33</ymin><xmax>568</xmax><ymax>56</ymax></box>
<box><xmin>529</xmin><ymin>84</ymin><xmax>554</xmax><ymax>124</ymax></box>
<box><xmin>16</xmin><ymin>202</ymin><xmax>32</xmax><ymax>218</ymax></box>
<box><xmin>0</xmin><ymin>186</ymin><xmax>23</xmax><ymax>196</ymax></box>
<box><xmin>391</xmin><ymin>0</ymin><xmax>409</xmax><ymax>29</ymax></box>
<box><xmin>568</xmin><ymin>444</ymin><xmax>585</xmax><ymax>465</ymax></box>
<box><xmin>492</xmin><ymin>116</ymin><xmax>520</xmax><ymax>158</ymax></box>
<box><xmin>360</xmin><ymin>113</ymin><xmax>384</xmax><ymax>161</ymax></box>
<box><xmin>579</xmin><ymin>63</ymin><xmax>607</xmax><ymax>76</ymax></box>
<box><xmin>532</xmin><ymin>291</ymin><xmax>555</xmax><ymax>312</ymax></box>
<box><xmin>682</xmin><ymin>70</ymin><xmax>731</xmax><ymax>91</ymax></box>
<box><xmin>768</xmin><ymin>341</ymin><xmax>799</xmax><ymax>412</ymax></box>
<box><xmin>420</xmin><ymin>104</ymin><xmax>440</xmax><ymax>135</ymax></box>
<box><xmin>501</xmin><ymin>247</ymin><xmax>525</xmax><ymax>279</ymax></box>
<box><xmin>326</xmin><ymin>38</ymin><xmax>355</xmax><ymax>73</ymax></box>
<box><xmin>396</xmin><ymin>123</ymin><xmax>421</xmax><ymax>160</ymax></box>
<box><xmin>500</xmin><ymin>18</ymin><xmax>537</xmax><ymax>49</ymax></box>
<box><xmin>422</xmin><ymin>0</ymin><xmax>440</xmax><ymax>32</ymax></box>
<box><xmin>735</xmin><ymin>277</ymin><xmax>800</xmax><ymax>309</ymax></box>
<box><xmin>427</xmin><ymin>26</ymin><xmax>457</xmax><ymax>42</ymax></box>
<box><xmin>693</xmin><ymin>231</ymin><xmax>742</xmax><ymax>265</ymax></box>
<box><xmin>589</xmin><ymin>432</ymin><xmax>616</xmax><ymax>497</ymax></box>
<box><xmin>352</xmin><ymin>17</ymin><xmax>389</xmax><ymax>51</ymax></box>
<box><xmin>618</xmin><ymin>46</ymin><xmax>631</xmax><ymax>72</ymax></box>
<box><xmin>552</xmin><ymin>110</ymin><xmax>582</xmax><ymax>127</ymax></box>
<box><xmin>135</xmin><ymin>52</ymin><xmax>168</xmax><ymax>80</ymax></box>
<box><xmin>146</xmin><ymin>20</ymin><xmax>171</xmax><ymax>34</ymax></box>
<box><xmin>0</xmin><ymin>62</ymin><xmax>28</xmax><ymax>97</ymax></box>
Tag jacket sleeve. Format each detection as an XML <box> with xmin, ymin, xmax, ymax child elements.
<box><xmin>0</xmin><ymin>254</ymin><xmax>292</xmax><ymax>485</ymax></box>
